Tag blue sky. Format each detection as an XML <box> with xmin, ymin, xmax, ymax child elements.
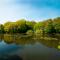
<box><xmin>0</xmin><ymin>0</ymin><xmax>60</xmax><ymax>24</ymax></box>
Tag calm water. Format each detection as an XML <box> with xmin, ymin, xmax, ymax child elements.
<box><xmin>0</xmin><ymin>34</ymin><xmax>60</xmax><ymax>60</ymax></box>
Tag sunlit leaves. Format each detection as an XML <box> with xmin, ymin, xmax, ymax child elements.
<box><xmin>0</xmin><ymin>24</ymin><xmax>4</xmax><ymax>33</ymax></box>
<box><xmin>0</xmin><ymin>17</ymin><xmax>60</xmax><ymax>34</ymax></box>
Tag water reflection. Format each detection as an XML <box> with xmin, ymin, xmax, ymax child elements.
<box><xmin>0</xmin><ymin>55</ymin><xmax>23</xmax><ymax>60</ymax></box>
<box><xmin>3</xmin><ymin>34</ymin><xmax>35</xmax><ymax>45</ymax></box>
<box><xmin>0</xmin><ymin>34</ymin><xmax>60</xmax><ymax>60</ymax></box>
<box><xmin>0</xmin><ymin>34</ymin><xmax>60</xmax><ymax>50</ymax></box>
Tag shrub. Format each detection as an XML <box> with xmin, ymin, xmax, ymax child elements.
<box><xmin>26</xmin><ymin>30</ymin><xmax>33</xmax><ymax>34</ymax></box>
<box><xmin>35</xmin><ymin>29</ymin><xmax>43</xmax><ymax>34</ymax></box>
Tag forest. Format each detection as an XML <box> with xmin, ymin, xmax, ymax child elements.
<box><xmin>0</xmin><ymin>17</ymin><xmax>60</xmax><ymax>35</ymax></box>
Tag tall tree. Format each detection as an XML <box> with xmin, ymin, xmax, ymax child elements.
<box><xmin>45</xmin><ymin>19</ymin><xmax>56</xmax><ymax>34</ymax></box>
<box><xmin>16</xmin><ymin>19</ymin><xmax>28</xmax><ymax>33</ymax></box>
<box><xmin>0</xmin><ymin>24</ymin><xmax>4</xmax><ymax>33</ymax></box>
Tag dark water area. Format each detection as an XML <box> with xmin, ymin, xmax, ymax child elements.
<box><xmin>0</xmin><ymin>34</ymin><xmax>60</xmax><ymax>60</ymax></box>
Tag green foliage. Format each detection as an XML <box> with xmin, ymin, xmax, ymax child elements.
<box><xmin>0</xmin><ymin>24</ymin><xmax>4</xmax><ymax>33</ymax></box>
<box><xmin>34</xmin><ymin>22</ymin><xmax>45</xmax><ymax>34</ymax></box>
<box><xmin>0</xmin><ymin>17</ymin><xmax>60</xmax><ymax>35</ymax></box>
<box><xmin>45</xmin><ymin>19</ymin><xmax>56</xmax><ymax>34</ymax></box>
<box><xmin>53</xmin><ymin>17</ymin><xmax>60</xmax><ymax>33</ymax></box>
<box><xmin>34</xmin><ymin>22</ymin><xmax>42</xmax><ymax>30</ymax></box>
<box><xmin>35</xmin><ymin>29</ymin><xmax>43</xmax><ymax>34</ymax></box>
<box><xmin>26</xmin><ymin>21</ymin><xmax>36</xmax><ymax>30</ymax></box>
<box><xmin>4</xmin><ymin>22</ymin><xmax>17</xmax><ymax>33</ymax></box>
<box><xmin>26</xmin><ymin>30</ymin><xmax>33</xmax><ymax>34</ymax></box>
<box><xmin>16</xmin><ymin>19</ymin><xmax>28</xmax><ymax>33</ymax></box>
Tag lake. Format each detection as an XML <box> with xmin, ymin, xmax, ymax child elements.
<box><xmin>0</xmin><ymin>34</ymin><xmax>60</xmax><ymax>60</ymax></box>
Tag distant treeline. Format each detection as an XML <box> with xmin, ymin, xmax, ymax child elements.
<box><xmin>0</xmin><ymin>17</ymin><xmax>60</xmax><ymax>34</ymax></box>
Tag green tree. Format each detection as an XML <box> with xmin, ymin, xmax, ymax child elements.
<box><xmin>53</xmin><ymin>17</ymin><xmax>60</xmax><ymax>33</ymax></box>
<box><xmin>34</xmin><ymin>22</ymin><xmax>45</xmax><ymax>34</ymax></box>
<box><xmin>0</xmin><ymin>24</ymin><xmax>4</xmax><ymax>33</ymax></box>
<box><xmin>16</xmin><ymin>19</ymin><xmax>28</xmax><ymax>33</ymax></box>
<box><xmin>26</xmin><ymin>21</ymin><xmax>36</xmax><ymax>31</ymax></box>
<box><xmin>4</xmin><ymin>22</ymin><xmax>17</xmax><ymax>33</ymax></box>
<box><xmin>45</xmin><ymin>19</ymin><xmax>56</xmax><ymax>34</ymax></box>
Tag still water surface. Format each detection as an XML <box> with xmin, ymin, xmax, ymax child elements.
<box><xmin>0</xmin><ymin>34</ymin><xmax>60</xmax><ymax>60</ymax></box>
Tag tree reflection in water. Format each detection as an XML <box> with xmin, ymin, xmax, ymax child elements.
<box><xmin>0</xmin><ymin>55</ymin><xmax>23</xmax><ymax>60</ymax></box>
<box><xmin>0</xmin><ymin>34</ymin><xmax>60</xmax><ymax>50</ymax></box>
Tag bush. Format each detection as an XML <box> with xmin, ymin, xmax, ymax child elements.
<box><xmin>35</xmin><ymin>29</ymin><xmax>43</xmax><ymax>34</ymax></box>
<box><xmin>26</xmin><ymin>30</ymin><xmax>33</xmax><ymax>34</ymax></box>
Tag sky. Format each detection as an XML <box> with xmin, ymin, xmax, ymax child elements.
<box><xmin>0</xmin><ymin>0</ymin><xmax>60</xmax><ymax>24</ymax></box>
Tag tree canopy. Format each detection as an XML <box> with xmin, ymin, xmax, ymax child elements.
<box><xmin>0</xmin><ymin>17</ymin><xmax>60</xmax><ymax>35</ymax></box>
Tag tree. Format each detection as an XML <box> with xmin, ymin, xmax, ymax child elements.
<box><xmin>34</xmin><ymin>22</ymin><xmax>45</xmax><ymax>34</ymax></box>
<box><xmin>16</xmin><ymin>19</ymin><xmax>28</xmax><ymax>33</ymax></box>
<box><xmin>0</xmin><ymin>24</ymin><xmax>4</xmax><ymax>33</ymax></box>
<box><xmin>4</xmin><ymin>22</ymin><xmax>17</xmax><ymax>33</ymax></box>
<box><xmin>26</xmin><ymin>21</ymin><xmax>36</xmax><ymax>31</ymax></box>
<box><xmin>45</xmin><ymin>19</ymin><xmax>56</xmax><ymax>34</ymax></box>
<box><xmin>2</xmin><ymin>17</ymin><xmax>60</xmax><ymax>34</ymax></box>
<box><xmin>53</xmin><ymin>17</ymin><xmax>60</xmax><ymax>33</ymax></box>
